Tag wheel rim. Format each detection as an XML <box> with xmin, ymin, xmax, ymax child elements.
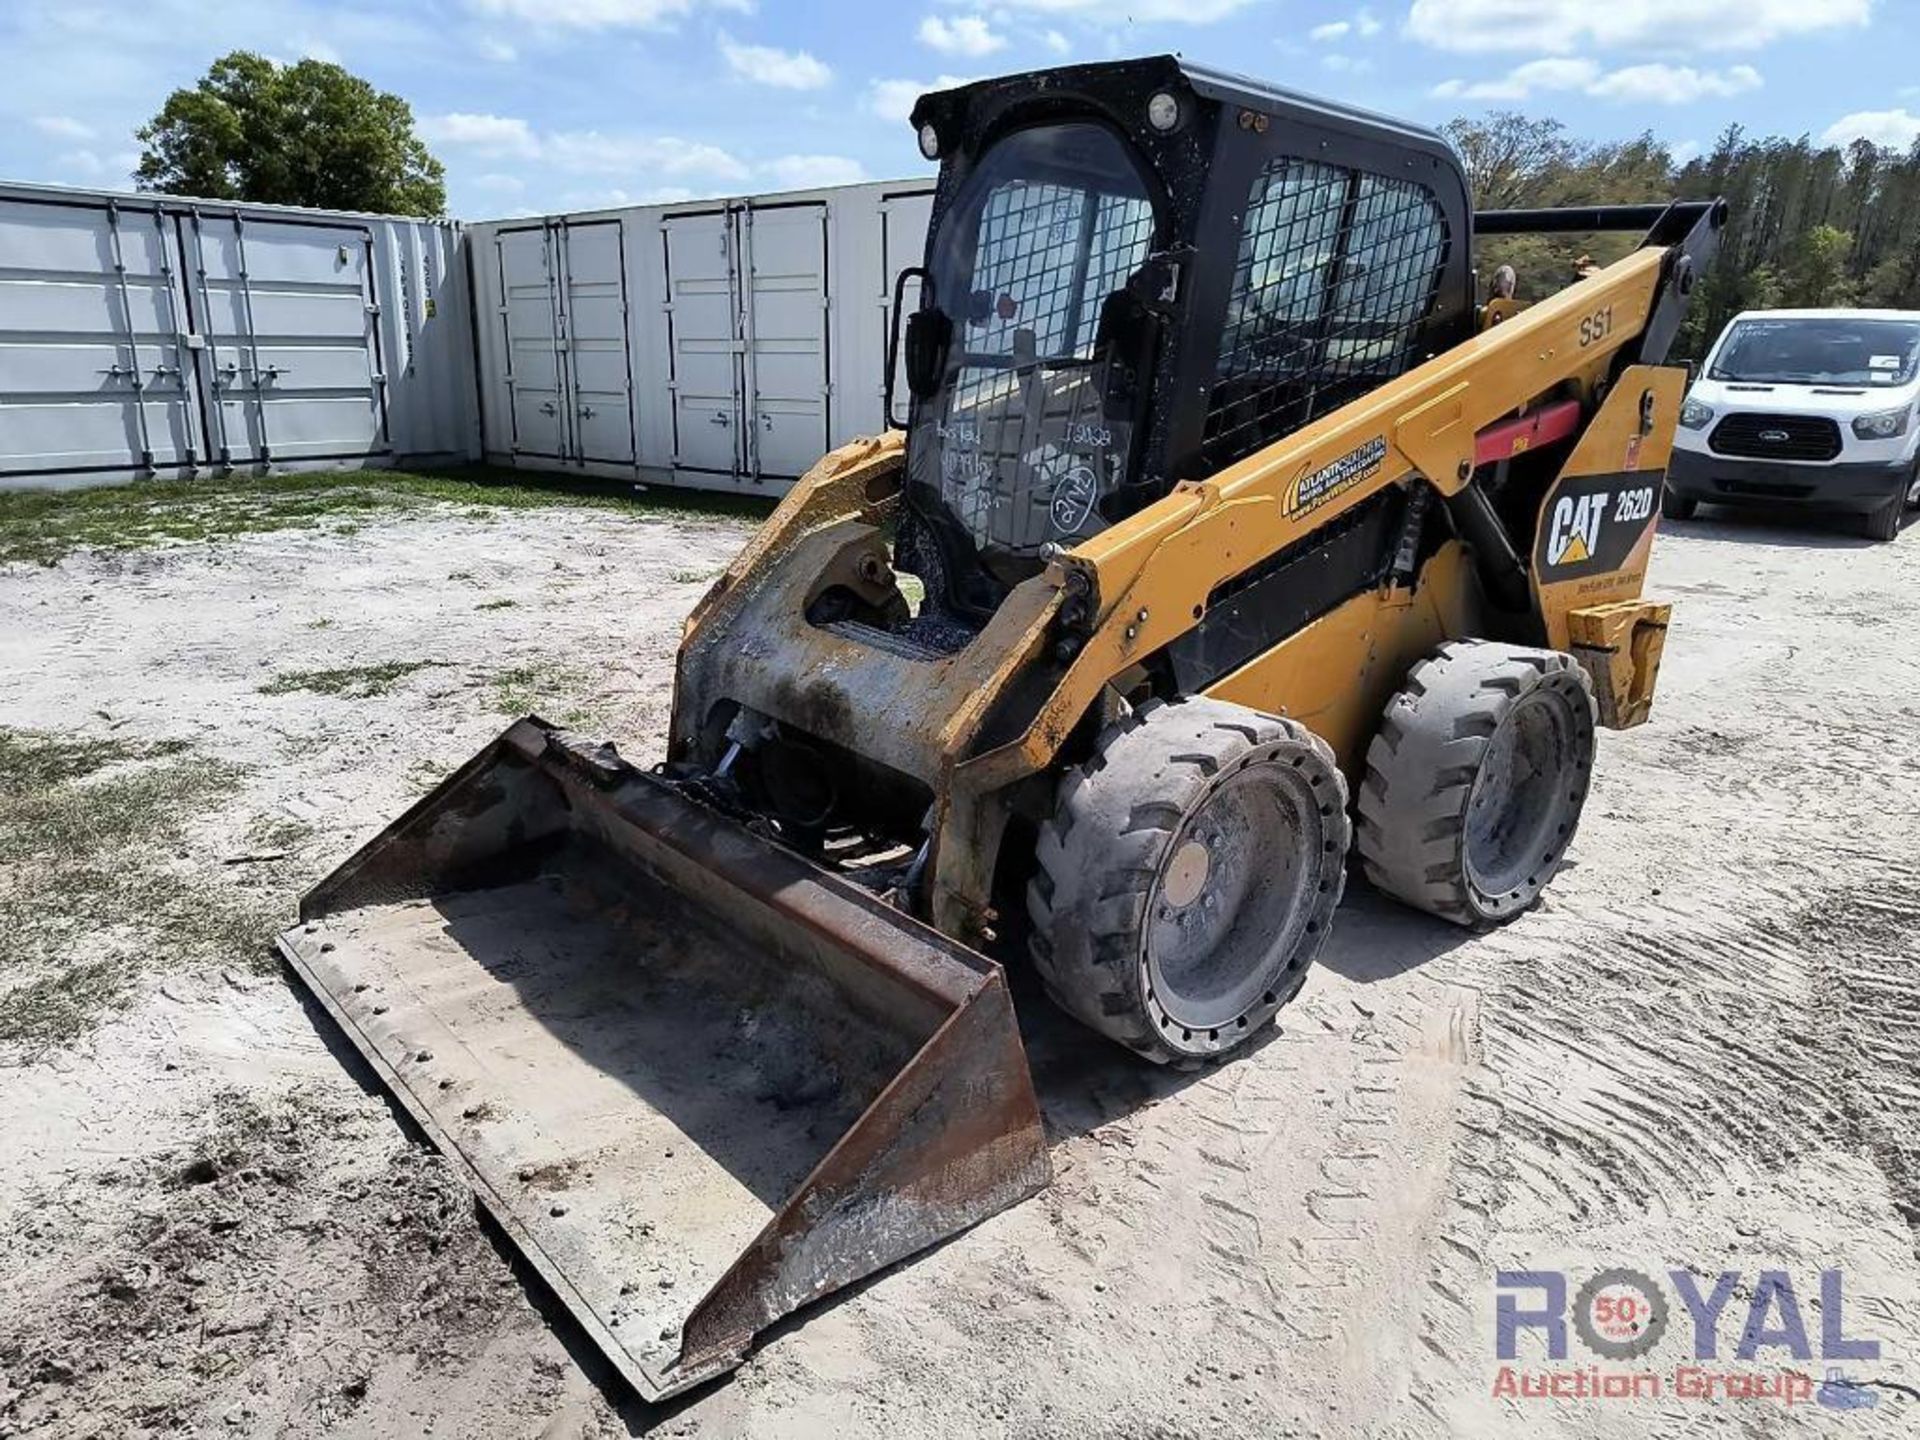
<box><xmin>1463</xmin><ymin>687</ymin><xmax>1582</xmax><ymax>904</ymax></box>
<box><xmin>1145</xmin><ymin>764</ymin><xmax>1322</xmax><ymax>1035</ymax></box>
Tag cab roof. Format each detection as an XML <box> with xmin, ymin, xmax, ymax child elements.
<box><xmin>911</xmin><ymin>54</ymin><xmax>1464</xmax><ymax>180</ymax></box>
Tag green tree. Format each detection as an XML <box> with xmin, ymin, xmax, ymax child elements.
<box><xmin>1781</xmin><ymin>224</ymin><xmax>1858</xmax><ymax>308</ymax></box>
<box><xmin>135</xmin><ymin>52</ymin><xmax>445</xmax><ymax>216</ymax></box>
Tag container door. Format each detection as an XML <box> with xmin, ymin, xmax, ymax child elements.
<box><xmin>183</xmin><ymin>211</ymin><xmax>389</xmax><ymax>465</ymax></box>
<box><xmin>664</xmin><ymin>212</ymin><xmax>742</xmax><ymax>476</ymax></box>
<box><xmin>558</xmin><ymin>220</ymin><xmax>636</xmax><ymax>466</ymax></box>
<box><xmin>0</xmin><ymin>196</ymin><xmax>200</xmax><ymax>481</ymax></box>
<box><xmin>496</xmin><ymin>226</ymin><xmax>568</xmax><ymax>460</ymax></box>
<box><xmin>880</xmin><ymin>191</ymin><xmax>934</xmax><ymax>432</ymax></box>
<box><xmin>739</xmin><ymin>204</ymin><xmax>828</xmax><ymax>480</ymax></box>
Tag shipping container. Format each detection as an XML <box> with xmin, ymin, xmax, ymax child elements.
<box><xmin>0</xmin><ymin>180</ymin><xmax>477</xmax><ymax>490</ymax></box>
<box><xmin>466</xmin><ymin>180</ymin><xmax>934</xmax><ymax>495</ymax></box>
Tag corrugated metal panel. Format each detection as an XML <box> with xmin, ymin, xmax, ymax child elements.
<box><xmin>0</xmin><ymin>176</ymin><xmax>928</xmax><ymax>495</ymax></box>
<box><xmin>0</xmin><ymin>181</ymin><xmax>478</xmax><ymax>491</ymax></box>
<box><xmin>468</xmin><ymin>179</ymin><xmax>934</xmax><ymax>496</ymax></box>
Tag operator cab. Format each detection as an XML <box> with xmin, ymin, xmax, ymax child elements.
<box><xmin>893</xmin><ymin>56</ymin><xmax>1475</xmax><ymax>621</ymax></box>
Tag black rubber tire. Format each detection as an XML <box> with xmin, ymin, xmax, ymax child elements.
<box><xmin>1026</xmin><ymin>696</ymin><xmax>1349</xmax><ymax>1067</ymax></box>
<box><xmin>1863</xmin><ymin>491</ymin><xmax>1904</xmax><ymax>542</ymax></box>
<box><xmin>1356</xmin><ymin>641</ymin><xmax>1597</xmax><ymax>929</ymax></box>
<box><xmin>1661</xmin><ymin>486</ymin><xmax>1698</xmax><ymax>521</ymax></box>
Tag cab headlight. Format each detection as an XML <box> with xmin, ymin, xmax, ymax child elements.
<box><xmin>1679</xmin><ymin>397</ymin><xmax>1714</xmax><ymax>430</ymax></box>
<box><xmin>1852</xmin><ymin>405</ymin><xmax>1911</xmax><ymax>440</ymax></box>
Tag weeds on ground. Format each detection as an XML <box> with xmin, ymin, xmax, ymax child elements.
<box><xmin>258</xmin><ymin>661</ymin><xmax>442</xmax><ymax>700</ymax></box>
<box><xmin>244</xmin><ymin>812</ymin><xmax>313</xmax><ymax>853</ymax></box>
<box><xmin>0</xmin><ymin>468</ymin><xmax>765</xmax><ymax>568</ymax></box>
<box><xmin>0</xmin><ymin>730</ymin><xmax>279</xmax><ymax>1047</ymax></box>
<box><xmin>475</xmin><ymin>597</ymin><xmax>516</xmax><ymax>610</ymax></box>
<box><xmin>486</xmin><ymin>662</ymin><xmax>607</xmax><ymax>731</ymax></box>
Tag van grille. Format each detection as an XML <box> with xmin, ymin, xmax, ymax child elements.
<box><xmin>1708</xmin><ymin>413</ymin><xmax>1842</xmax><ymax>462</ymax></box>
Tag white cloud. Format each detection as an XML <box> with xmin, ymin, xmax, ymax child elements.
<box><xmin>1432</xmin><ymin>57</ymin><xmax>1599</xmax><ymax>100</ymax></box>
<box><xmin>476</xmin><ymin>36</ymin><xmax>519</xmax><ymax>62</ymax></box>
<box><xmin>1586</xmin><ymin>62</ymin><xmax>1761</xmax><ymax>103</ymax></box>
<box><xmin>1432</xmin><ymin>56</ymin><xmax>1760</xmax><ymax>104</ymax></box>
<box><xmin>420</xmin><ymin>112</ymin><xmax>540</xmax><ymax>158</ymax></box>
<box><xmin>1322</xmin><ymin>54</ymin><xmax>1375</xmax><ymax>73</ymax></box>
<box><xmin>421</xmin><ymin>113</ymin><xmax>749</xmax><ymax>181</ymax></box>
<box><xmin>1822</xmin><ymin>108</ymin><xmax>1920</xmax><ymax>149</ymax></box>
<box><xmin>761</xmin><ymin>154</ymin><xmax>872</xmax><ymax>189</ymax></box>
<box><xmin>963</xmin><ymin>0</ymin><xmax>1260</xmax><ymax>23</ymax></box>
<box><xmin>466</xmin><ymin>0</ymin><xmax>747</xmax><ymax>30</ymax></box>
<box><xmin>1356</xmin><ymin>7</ymin><xmax>1382</xmax><ymax>35</ymax></box>
<box><xmin>297</xmin><ymin>36</ymin><xmax>342</xmax><ymax>63</ymax></box>
<box><xmin>50</xmin><ymin>148</ymin><xmax>137</xmax><ymax>183</ymax></box>
<box><xmin>473</xmin><ymin>172</ymin><xmax>527</xmax><ymax>192</ymax></box>
<box><xmin>719</xmin><ymin>33</ymin><xmax>833</xmax><ymax>89</ymax></box>
<box><xmin>1671</xmin><ymin>139</ymin><xmax>1703</xmax><ymax>165</ymax></box>
<box><xmin>1310</xmin><ymin>20</ymin><xmax>1350</xmax><ymax>41</ymax></box>
<box><xmin>545</xmin><ymin>132</ymin><xmax>750</xmax><ymax>179</ymax></box>
<box><xmin>33</xmin><ymin>115</ymin><xmax>95</xmax><ymax>142</ymax></box>
<box><xmin>868</xmin><ymin>74</ymin><xmax>978</xmax><ymax>125</ymax></box>
<box><xmin>56</xmin><ymin>149</ymin><xmax>107</xmax><ymax>178</ymax></box>
<box><xmin>919</xmin><ymin>14</ymin><xmax>1006</xmax><ymax>56</ymax></box>
<box><xmin>1406</xmin><ymin>0</ymin><xmax>1871</xmax><ymax>54</ymax></box>
<box><xmin>1041</xmin><ymin>28</ymin><xmax>1071</xmax><ymax>53</ymax></box>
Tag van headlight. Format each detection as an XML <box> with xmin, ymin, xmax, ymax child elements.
<box><xmin>1852</xmin><ymin>406</ymin><xmax>1911</xmax><ymax>440</ymax></box>
<box><xmin>1679</xmin><ymin>398</ymin><xmax>1714</xmax><ymax>430</ymax></box>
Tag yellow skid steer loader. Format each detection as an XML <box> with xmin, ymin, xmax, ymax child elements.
<box><xmin>280</xmin><ymin>57</ymin><xmax>1723</xmax><ymax>1400</ymax></box>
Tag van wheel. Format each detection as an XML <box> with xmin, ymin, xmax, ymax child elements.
<box><xmin>1863</xmin><ymin>491</ymin><xmax>1904</xmax><ymax>542</ymax></box>
<box><xmin>1357</xmin><ymin>642</ymin><xmax>1597</xmax><ymax>929</ymax></box>
<box><xmin>1661</xmin><ymin>486</ymin><xmax>1698</xmax><ymax>521</ymax></box>
<box><xmin>1027</xmin><ymin>697</ymin><xmax>1349</xmax><ymax>1067</ymax></box>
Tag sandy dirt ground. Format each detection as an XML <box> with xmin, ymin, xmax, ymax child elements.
<box><xmin>0</xmin><ymin>491</ymin><xmax>1916</xmax><ymax>1439</ymax></box>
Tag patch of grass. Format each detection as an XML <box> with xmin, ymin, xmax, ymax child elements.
<box><xmin>259</xmin><ymin>660</ymin><xmax>441</xmax><ymax>700</ymax></box>
<box><xmin>0</xmin><ymin>730</ymin><xmax>191</xmax><ymax>799</ymax></box>
<box><xmin>475</xmin><ymin>597</ymin><xmax>517</xmax><ymax>611</ymax></box>
<box><xmin>245</xmin><ymin>811</ymin><xmax>313</xmax><ymax>852</ymax></box>
<box><xmin>486</xmin><ymin>662</ymin><xmax>601</xmax><ymax>730</ymax></box>
<box><xmin>0</xmin><ymin>961</ymin><xmax>125</xmax><ymax>1047</ymax></box>
<box><xmin>404</xmin><ymin>756</ymin><xmax>454</xmax><ymax>796</ymax></box>
<box><xmin>0</xmin><ymin>466</ymin><xmax>767</xmax><ymax>568</ymax></box>
<box><xmin>0</xmin><ymin>728</ymin><xmax>278</xmax><ymax>1048</ymax></box>
<box><xmin>669</xmin><ymin>567</ymin><xmax>719</xmax><ymax>585</ymax></box>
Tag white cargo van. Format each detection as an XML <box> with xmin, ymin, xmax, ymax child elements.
<box><xmin>1668</xmin><ymin>308</ymin><xmax>1920</xmax><ymax>541</ymax></box>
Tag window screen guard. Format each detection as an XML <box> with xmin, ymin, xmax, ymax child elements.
<box><xmin>1204</xmin><ymin>159</ymin><xmax>1449</xmax><ymax>470</ymax></box>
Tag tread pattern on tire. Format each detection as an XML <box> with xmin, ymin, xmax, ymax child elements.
<box><xmin>1864</xmin><ymin>491</ymin><xmax>1904</xmax><ymax>542</ymax></box>
<box><xmin>1355</xmin><ymin>641</ymin><xmax>1597</xmax><ymax>930</ymax></box>
<box><xmin>1026</xmin><ymin>695</ymin><xmax>1349</xmax><ymax>1067</ymax></box>
<box><xmin>1661</xmin><ymin>486</ymin><xmax>1698</xmax><ymax>522</ymax></box>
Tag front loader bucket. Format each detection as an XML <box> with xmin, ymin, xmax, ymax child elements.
<box><xmin>277</xmin><ymin>718</ymin><xmax>1050</xmax><ymax>1402</ymax></box>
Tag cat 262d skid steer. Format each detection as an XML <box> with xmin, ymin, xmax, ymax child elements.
<box><xmin>281</xmin><ymin>57</ymin><xmax>1722</xmax><ymax>1400</ymax></box>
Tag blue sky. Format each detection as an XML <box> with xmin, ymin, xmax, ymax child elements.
<box><xmin>0</xmin><ymin>0</ymin><xmax>1904</xmax><ymax>218</ymax></box>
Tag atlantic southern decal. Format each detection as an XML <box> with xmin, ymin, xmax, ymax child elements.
<box><xmin>1536</xmin><ymin>470</ymin><xmax>1658</xmax><ymax>582</ymax></box>
<box><xmin>1285</xmin><ymin>437</ymin><xmax>1387</xmax><ymax>518</ymax></box>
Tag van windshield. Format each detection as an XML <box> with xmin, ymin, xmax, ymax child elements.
<box><xmin>1709</xmin><ymin>317</ymin><xmax>1920</xmax><ymax>387</ymax></box>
